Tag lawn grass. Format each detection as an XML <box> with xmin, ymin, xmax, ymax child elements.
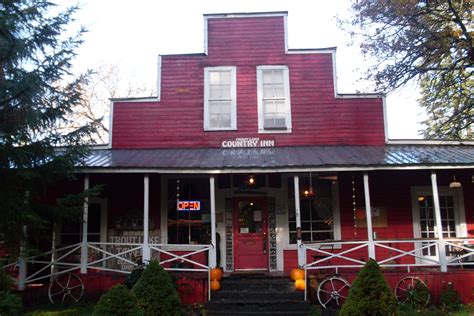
<box><xmin>24</xmin><ymin>302</ymin><xmax>95</xmax><ymax>316</ymax></box>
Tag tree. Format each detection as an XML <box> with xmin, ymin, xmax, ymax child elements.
<box><xmin>345</xmin><ymin>0</ymin><xmax>473</xmax><ymax>139</ymax></box>
<box><xmin>340</xmin><ymin>259</ymin><xmax>397</xmax><ymax>316</ymax></box>
<box><xmin>0</xmin><ymin>0</ymin><xmax>98</xmax><ymax>255</ymax></box>
<box><xmin>131</xmin><ymin>261</ymin><xmax>183</xmax><ymax>316</ymax></box>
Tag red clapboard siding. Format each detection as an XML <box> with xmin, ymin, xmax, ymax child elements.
<box><xmin>112</xmin><ymin>15</ymin><xmax>385</xmax><ymax>149</ymax></box>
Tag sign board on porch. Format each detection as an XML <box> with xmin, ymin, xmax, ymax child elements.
<box><xmin>221</xmin><ymin>137</ymin><xmax>275</xmax><ymax>148</ymax></box>
<box><xmin>107</xmin><ymin>229</ymin><xmax>160</xmax><ymax>271</ymax></box>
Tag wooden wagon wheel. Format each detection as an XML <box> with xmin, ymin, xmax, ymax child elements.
<box><xmin>317</xmin><ymin>276</ymin><xmax>351</xmax><ymax>309</ymax></box>
<box><xmin>395</xmin><ymin>276</ymin><xmax>430</xmax><ymax>307</ymax></box>
<box><xmin>48</xmin><ymin>272</ymin><xmax>84</xmax><ymax>305</ymax></box>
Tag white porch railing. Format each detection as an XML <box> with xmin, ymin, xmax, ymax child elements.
<box><xmin>304</xmin><ymin>237</ymin><xmax>474</xmax><ymax>274</ymax></box>
<box><xmin>4</xmin><ymin>242</ymin><xmax>213</xmax><ymax>299</ymax></box>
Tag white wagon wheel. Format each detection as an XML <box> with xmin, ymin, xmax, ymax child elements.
<box><xmin>48</xmin><ymin>272</ymin><xmax>84</xmax><ymax>305</ymax></box>
<box><xmin>395</xmin><ymin>276</ymin><xmax>430</xmax><ymax>307</ymax></box>
<box><xmin>317</xmin><ymin>276</ymin><xmax>351</xmax><ymax>309</ymax></box>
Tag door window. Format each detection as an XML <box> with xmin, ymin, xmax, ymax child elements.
<box><xmin>238</xmin><ymin>201</ymin><xmax>263</xmax><ymax>234</ymax></box>
<box><xmin>417</xmin><ymin>195</ymin><xmax>457</xmax><ymax>256</ymax></box>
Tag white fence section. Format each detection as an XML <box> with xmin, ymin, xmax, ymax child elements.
<box><xmin>3</xmin><ymin>242</ymin><xmax>213</xmax><ymax>299</ymax></box>
<box><xmin>304</xmin><ymin>238</ymin><xmax>474</xmax><ymax>274</ymax></box>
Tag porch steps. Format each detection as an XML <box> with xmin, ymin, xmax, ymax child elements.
<box><xmin>205</xmin><ymin>275</ymin><xmax>310</xmax><ymax>315</ymax></box>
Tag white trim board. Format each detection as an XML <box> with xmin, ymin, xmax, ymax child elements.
<box><xmin>77</xmin><ymin>165</ymin><xmax>474</xmax><ymax>174</ymax></box>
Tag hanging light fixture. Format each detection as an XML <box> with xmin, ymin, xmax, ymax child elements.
<box><xmin>308</xmin><ymin>172</ymin><xmax>315</xmax><ymax>196</ymax></box>
<box><xmin>248</xmin><ymin>175</ymin><xmax>255</xmax><ymax>186</ymax></box>
<box><xmin>303</xmin><ymin>172</ymin><xmax>315</xmax><ymax>197</ymax></box>
<box><xmin>449</xmin><ymin>175</ymin><xmax>462</xmax><ymax>188</ymax></box>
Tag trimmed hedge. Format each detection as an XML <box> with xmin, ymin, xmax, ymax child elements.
<box><xmin>0</xmin><ymin>266</ymin><xmax>22</xmax><ymax>316</ymax></box>
<box><xmin>132</xmin><ymin>261</ymin><xmax>183</xmax><ymax>316</ymax></box>
<box><xmin>93</xmin><ymin>284</ymin><xmax>142</xmax><ymax>316</ymax></box>
<box><xmin>340</xmin><ymin>259</ymin><xmax>397</xmax><ymax>316</ymax></box>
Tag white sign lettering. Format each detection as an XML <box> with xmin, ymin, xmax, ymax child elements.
<box><xmin>221</xmin><ymin>137</ymin><xmax>275</xmax><ymax>148</ymax></box>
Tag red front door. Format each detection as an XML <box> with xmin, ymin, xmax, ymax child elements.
<box><xmin>233</xmin><ymin>197</ymin><xmax>268</xmax><ymax>270</ymax></box>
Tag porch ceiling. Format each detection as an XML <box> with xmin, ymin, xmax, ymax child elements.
<box><xmin>79</xmin><ymin>145</ymin><xmax>474</xmax><ymax>172</ymax></box>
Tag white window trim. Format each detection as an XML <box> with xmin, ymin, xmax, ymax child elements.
<box><xmin>411</xmin><ymin>186</ymin><xmax>467</xmax><ymax>263</ymax></box>
<box><xmin>203</xmin><ymin>66</ymin><xmax>237</xmax><ymax>131</ymax></box>
<box><xmin>256</xmin><ymin>65</ymin><xmax>292</xmax><ymax>134</ymax></box>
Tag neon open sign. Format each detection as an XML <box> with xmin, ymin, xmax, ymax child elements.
<box><xmin>177</xmin><ymin>201</ymin><xmax>201</xmax><ymax>211</ymax></box>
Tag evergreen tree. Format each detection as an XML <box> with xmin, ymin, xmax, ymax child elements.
<box><xmin>132</xmin><ymin>261</ymin><xmax>183</xmax><ymax>316</ymax></box>
<box><xmin>0</xmin><ymin>0</ymin><xmax>99</xmax><ymax>256</ymax></box>
<box><xmin>340</xmin><ymin>259</ymin><xmax>397</xmax><ymax>316</ymax></box>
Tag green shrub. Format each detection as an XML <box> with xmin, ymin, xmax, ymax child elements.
<box><xmin>340</xmin><ymin>259</ymin><xmax>397</xmax><ymax>316</ymax></box>
<box><xmin>440</xmin><ymin>282</ymin><xmax>462</xmax><ymax>311</ymax></box>
<box><xmin>132</xmin><ymin>261</ymin><xmax>183</xmax><ymax>316</ymax></box>
<box><xmin>0</xmin><ymin>266</ymin><xmax>22</xmax><ymax>316</ymax></box>
<box><xmin>124</xmin><ymin>265</ymin><xmax>144</xmax><ymax>289</ymax></box>
<box><xmin>404</xmin><ymin>280</ymin><xmax>430</xmax><ymax>309</ymax></box>
<box><xmin>93</xmin><ymin>284</ymin><xmax>142</xmax><ymax>316</ymax></box>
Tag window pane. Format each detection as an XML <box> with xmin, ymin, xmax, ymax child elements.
<box><xmin>263</xmin><ymin>84</ymin><xmax>284</xmax><ymax>98</ymax></box>
<box><xmin>220</xmin><ymin>71</ymin><xmax>231</xmax><ymax>84</ymax></box>
<box><xmin>276</xmin><ymin>100</ymin><xmax>286</xmax><ymax>112</ymax></box>
<box><xmin>210</xmin><ymin>84</ymin><xmax>231</xmax><ymax>99</ymax></box>
<box><xmin>263</xmin><ymin>85</ymin><xmax>273</xmax><ymax>98</ymax></box>
<box><xmin>264</xmin><ymin>101</ymin><xmax>276</xmax><ymax>114</ymax></box>
<box><xmin>220</xmin><ymin>114</ymin><xmax>231</xmax><ymax>127</ymax></box>
<box><xmin>273</xmin><ymin>70</ymin><xmax>284</xmax><ymax>83</ymax></box>
<box><xmin>209</xmin><ymin>72</ymin><xmax>221</xmax><ymax>84</ymax></box>
<box><xmin>263</xmin><ymin>70</ymin><xmax>273</xmax><ymax>84</ymax></box>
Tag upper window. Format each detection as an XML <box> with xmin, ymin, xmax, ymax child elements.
<box><xmin>256</xmin><ymin>65</ymin><xmax>292</xmax><ymax>133</ymax></box>
<box><xmin>204</xmin><ymin>66</ymin><xmax>237</xmax><ymax>131</ymax></box>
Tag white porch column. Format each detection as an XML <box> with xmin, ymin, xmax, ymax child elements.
<box><xmin>294</xmin><ymin>176</ymin><xmax>305</xmax><ymax>267</ymax></box>
<box><xmin>363</xmin><ymin>172</ymin><xmax>376</xmax><ymax>260</ymax></box>
<box><xmin>209</xmin><ymin>175</ymin><xmax>217</xmax><ymax>268</ymax></box>
<box><xmin>51</xmin><ymin>222</ymin><xmax>57</xmax><ymax>275</ymax></box>
<box><xmin>80</xmin><ymin>174</ymin><xmax>89</xmax><ymax>274</ymax></box>
<box><xmin>142</xmin><ymin>174</ymin><xmax>151</xmax><ymax>264</ymax></box>
<box><xmin>430</xmin><ymin>171</ymin><xmax>448</xmax><ymax>272</ymax></box>
<box><xmin>18</xmin><ymin>225</ymin><xmax>27</xmax><ymax>291</ymax></box>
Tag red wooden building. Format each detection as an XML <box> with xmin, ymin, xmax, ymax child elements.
<box><xmin>12</xmin><ymin>12</ymin><xmax>474</xmax><ymax>306</ymax></box>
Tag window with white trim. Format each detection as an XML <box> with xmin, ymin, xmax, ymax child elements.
<box><xmin>257</xmin><ymin>66</ymin><xmax>292</xmax><ymax>133</ymax></box>
<box><xmin>204</xmin><ymin>66</ymin><xmax>237</xmax><ymax>131</ymax></box>
<box><xmin>287</xmin><ymin>176</ymin><xmax>339</xmax><ymax>244</ymax></box>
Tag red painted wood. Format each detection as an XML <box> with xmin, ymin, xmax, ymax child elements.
<box><xmin>112</xmin><ymin>16</ymin><xmax>385</xmax><ymax>149</ymax></box>
<box><xmin>233</xmin><ymin>197</ymin><xmax>269</xmax><ymax>270</ymax></box>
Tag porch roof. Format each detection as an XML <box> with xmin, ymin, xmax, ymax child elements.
<box><xmin>80</xmin><ymin>144</ymin><xmax>474</xmax><ymax>173</ymax></box>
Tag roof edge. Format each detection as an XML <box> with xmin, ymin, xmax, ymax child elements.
<box><xmin>204</xmin><ymin>11</ymin><xmax>288</xmax><ymax>19</ymax></box>
<box><xmin>387</xmin><ymin>139</ymin><xmax>474</xmax><ymax>146</ymax></box>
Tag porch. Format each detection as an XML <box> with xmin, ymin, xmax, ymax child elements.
<box><xmin>4</xmin><ymin>144</ymin><xmax>474</xmax><ymax>304</ymax></box>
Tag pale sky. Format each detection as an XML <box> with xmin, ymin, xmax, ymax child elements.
<box><xmin>59</xmin><ymin>0</ymin><xmax>426</xmax><ymax>139</ymax></box>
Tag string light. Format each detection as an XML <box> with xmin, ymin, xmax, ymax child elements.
<box><xmin>352</xmin><ymin>176</ymin><xmax>357</xmax><ymax>236</ymax></box>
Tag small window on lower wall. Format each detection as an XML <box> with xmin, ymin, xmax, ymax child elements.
<box><xmin>167</xmin><ymin>178</ymin><xmax>210</xmax><ymax>245</ymax></box>
<box><xmin>287</xmin><ymin>177</ymin><xmax>335</xmax><ymax>244</ymax></box>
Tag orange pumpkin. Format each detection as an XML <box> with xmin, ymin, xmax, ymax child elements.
<box><xmin>295</xmin><ymin>279</ymin><xmax>305</xmax><ymax>291</ymax></box>
<box><xmin>210</xmin><ymin>268</ymin><xmax>223</xmax><ymax>281</ymax></box>
<box><xmin>290</xmin><ymin>268</ymin><xmax>305</xmax><ymax>281</ymax></box>
<box><xmin>210</xmin><ymin>279</ymin><xmax>221</xmax><ymax>291</ymax></box>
